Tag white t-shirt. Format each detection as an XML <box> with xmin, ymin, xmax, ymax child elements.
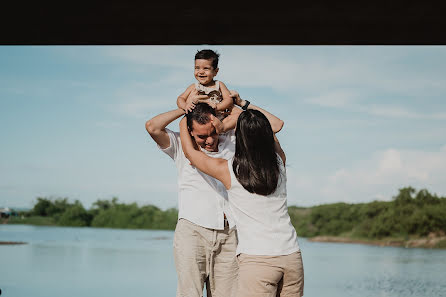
<box><xmin>159</xmin><ymin>128</ymin><xmax>236</xmax><ymax>230</ymax></box>
<box><xmin>227</xmin><ymin>156</ymin><xmax>300</xmax><ymax>256</ymax></box>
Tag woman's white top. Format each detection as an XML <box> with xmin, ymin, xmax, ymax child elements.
<box><xmin>227</xmin><ymin>155</ymin><xmax>300</xmax><ymax>256</ymax></box>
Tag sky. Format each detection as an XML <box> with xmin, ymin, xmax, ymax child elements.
<box><xmin>1</xmin><ymin>46</ymin><xmax>446</xmax><ymax>210</ymax></box>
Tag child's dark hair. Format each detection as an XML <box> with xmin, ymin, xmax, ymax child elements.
<box><xmin>195</xmin><ymin>49</ymin><xmax>220</xmax><ymax>69</ymax></box>
<box><xmin>186</xmin><ymin>102</ymin><xmax>217</xmax><ymax>131</ymax></box>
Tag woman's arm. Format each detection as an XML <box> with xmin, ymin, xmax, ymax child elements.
<box><xmin>179</xmin><ymin>117</ymin><xmax>231</xmax><ymax>189</ymax></box>
<box><xmin>215</xmin><ymin>81</ymin><xmax>234</xmax><ymax>112</ymax></box>
<box><xmin>274</xmin><ymin>134</ymin><xmax>286</xmax><ymax>166</ymax></box>
<box><xmin>213</xmin><ymin>106</ymin><xmax>243</xmax><ymax>134</ymax></box>
<box><xmin>232</xmin><ymin>91</ymin><xmax>284</xmax><ymax>133</ymax></box>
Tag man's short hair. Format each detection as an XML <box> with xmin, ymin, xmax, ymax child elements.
<box><xmin>186</xmin><ymin>103</ymin><xmax>216</xmax><ymax>131</ymax></box>
<box><xmin>195</xmin><ymin>49</ymin><xmax>220</xmax><ymax>69</ymax></box>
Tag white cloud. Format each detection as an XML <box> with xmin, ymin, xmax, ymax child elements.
<box><xmin>103</xmin><ymin>46</ymin><xmax>194</xmax><ymax>69</ymax></box>
<box><xmin>366</xmin><ymin>105</ymin><xmax>422</xmax><ymax>119</ymax></box>
<box><xmin>287</xmin><ymin>145</ymin><xmax>446</xmax><ymax>206</ymax></box>
<box><xmin>104</xmin><ymin>81</ymin><xmax>184</xmax><ymax>118</ymax></box>
<box><xmin>304</xmin><ymin>94</ymin><xmax>446</xmax><ymax>120</ymax></box>
<box><xmin>305</xmin><ymin>89</ymin><xmax>361</xmax><ymax>107</ymax></box>
<box><xmin>95</xmin><ymin>121</ymin><xmax>123</xmax><ymax>128</ymax></box>
<box><xmin>109</xmin><ymin>98</ymin><xmax>173</xmax><ymax>119</ymax></box>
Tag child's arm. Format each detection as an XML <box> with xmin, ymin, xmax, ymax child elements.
<box><xmin>215</xmin><ymin>81</ymin><xmax>234</xmax><ymax>112</ymax></box>
<box><xmin>177</xmin><ymin>84</ymin><xmax>195</xmax><ymax>112</ymax></box>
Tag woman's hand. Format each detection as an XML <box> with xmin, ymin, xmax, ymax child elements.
<box><xmin>230</xmin><ymin>90</ymin><xmax>242</xmax><ymax>107</ymax></box>
<box><xmin>211</xmin><ymin>114</ymin><xmax>224</xmax><ymax>134</ymax></box>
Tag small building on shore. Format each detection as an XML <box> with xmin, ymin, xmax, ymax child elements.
<box><xmin>0</xmin><ymin>207</ymin><xmax>12</xmax><ymax>218</ymax></box>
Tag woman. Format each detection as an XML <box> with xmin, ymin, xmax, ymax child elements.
<box><xmin>179</xmin><ymin>96</ymin><xmax>304</xmax><ymax>297</ymax></box>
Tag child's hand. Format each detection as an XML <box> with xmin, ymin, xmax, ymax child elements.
<box><xmin>189</xmin><ymin>90</ymin><xmax>209</xmax><ymax>104</ymax></box>
<box><xmin>211</xmin><ymin>114</ymin><xmax>224</xmax><ymax>134</ymax></box>
<box><xmin>185</xmin><ymin>101</ymin><xmax>196</xmax><ymax>113</ymax></box>
<box><xmin>185</xmin><ymin>90</ymin><xmax>209</xmax><ymax>113</ymax></box>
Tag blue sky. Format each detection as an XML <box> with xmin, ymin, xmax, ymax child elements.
<box><xmin>1</xmin><ymin>46</ymin><xmax>445</xmax><ymax>210</ymax></box>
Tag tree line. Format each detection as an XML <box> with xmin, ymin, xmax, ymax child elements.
<box><xmin>11</xmin><ymin>187</ymin><xmax>446</xmax><ymax>239</ymax></box>
<box><xmin>288</xmin><ymin>187</ymin><xmax>446</xmax><ymax>239</ymax></box>
<box><xmin>13</xmin><ymin>197</ymin><xmax>178</xmax><ymax>230</ymax></box>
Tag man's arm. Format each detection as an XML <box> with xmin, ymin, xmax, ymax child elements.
<box><xmin>145</xmin><ymin>108</ymin><xmax>185</xmax><ymax>149</ymax></box>
<box><xmin>232</xmin><ymin>91</ymin><xmax>284</xmax><ymax>134</ymax></box>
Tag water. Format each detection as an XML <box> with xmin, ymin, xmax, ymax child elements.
<box><xmin>1</xmin><ymin>225</ymin><xmax>446</xmax><ymax>297</ymax></box>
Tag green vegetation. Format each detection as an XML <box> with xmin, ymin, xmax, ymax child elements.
<box><xmin>8</xmin><ymin>187</ymin><xmax>446</xmax><ymax>243</ymax></box>
<box><xmin>10</xmin><ymin>197</ymin><xmax>178</xmax><ymax>230</ymax></box>
<box><xmin>434</xmin><ymin>239</ymin><xmax>446</xmax><ymax>249</ymax></box>
<box><xmin>288</xmin><ymin>187</ymin><xmax>446</xmax><ymax>240</ymax></box>
<box><xmin>9</xmin><ymin>215</ymin><xmax>56</xmax><ymax>226</ymax></box>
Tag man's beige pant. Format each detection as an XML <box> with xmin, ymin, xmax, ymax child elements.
<box><xmin>236</xmin><ymin>251</ymin><xmax>304</xmax><ymax>297</ymax></box>
<box><xmin>173</xmin><ymin>219</ymin><xmax>238</xmax><ymax>297</ymax></box>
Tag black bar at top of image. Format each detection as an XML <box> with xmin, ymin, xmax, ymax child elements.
<box><xmin>1</xmin><ymin>1</ymin><xmax>446</xmax><ymax>45</ymax></box>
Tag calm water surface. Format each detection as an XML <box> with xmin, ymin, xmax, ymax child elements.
<box><xmin>1</xmin><ymin>224</ymin><xmax>446</xmax><ymax>297</ymax></box>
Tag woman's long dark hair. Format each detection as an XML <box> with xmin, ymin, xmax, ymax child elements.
<box><xmin>233</xmin><ymin>109</ymin><xmax>280</xmax><ymax>196</ymax></box>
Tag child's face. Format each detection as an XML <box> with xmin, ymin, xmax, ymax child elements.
<box><xmin>194</xmin><ymin>59</ymin><xmax>218</xmax><ymax>86</ymax></box>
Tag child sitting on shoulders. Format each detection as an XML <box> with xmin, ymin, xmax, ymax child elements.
<box><xmin>177</xmin><ymin>49</ymin><xmax>233</xmax><ymax>121</ymax></box>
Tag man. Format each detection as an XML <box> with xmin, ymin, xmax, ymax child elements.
<box><xmin>146</xmin><ymin>92</ymin><xmax>283</xmax><ymax>297</ymax></box>
<box><xmin>146</xmin><ymin>93</ymin><xmax>240</xmax><ymax>297</ymax></box>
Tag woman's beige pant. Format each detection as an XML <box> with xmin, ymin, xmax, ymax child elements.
<box><xmin>236</xmin><ymin>251</ymin><xmax>304</xmax><ymax>297</ymax></box>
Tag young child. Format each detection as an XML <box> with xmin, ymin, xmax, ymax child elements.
<box><xmin>177</xmin><ymin>49</ymin><xmax>233</xmax><ymax>120</ymax></box>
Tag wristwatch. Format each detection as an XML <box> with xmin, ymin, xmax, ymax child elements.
<box><xmin>242</xmin><ymin>100</ymin><xmax>250</xmax><ymax>111</ymax></box>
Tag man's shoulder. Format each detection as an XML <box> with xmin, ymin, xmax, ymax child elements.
<box><xmin>165</xmin><ymin>128</ymin><xmax>180</xmax><ymax>137</ymax></box>
<box><xmin>161</xmin><ymin>128</ymin><xmax>181</xmax><ymax>150</ymax></box>
<box><xmin>221</xmin><ymin>128</ymin><xmax>235</xmax><ymax>136</ymax></box>
<box><xmin>218</xmin><ymin>129</ymin><xmax>236</xmax><ymax>151</ymax></box>
<box><xmin>221</xmin><ymin>129</ymin><xmax>236</xmax><ymax>141</ymax></box>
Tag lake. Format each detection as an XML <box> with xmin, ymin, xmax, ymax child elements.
<box><xmin>1</xmin><ymin>224</ymin><xmax>446</xmax><ymax>297</ymax></box>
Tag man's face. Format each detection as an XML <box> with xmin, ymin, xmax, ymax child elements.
<box><xmin>190</xmin><ymin>120</ymin><xmax>219</xmax><ymax>152</ymax></box>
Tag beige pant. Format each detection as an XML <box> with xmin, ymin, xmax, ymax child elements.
<box><xmin>173</xmin><ymin>218</ymin><xmax>238</xmax><ymax>297</ymax></box>
<box><xmin>236</xmin><ymin>251</ymin><xmax>304</xmax><ymax>297</ymax></box>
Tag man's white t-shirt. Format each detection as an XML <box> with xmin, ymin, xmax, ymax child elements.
<box><xmin>159</xmin><ymin>128</ymin><xmax>236</xmax><ymax>230</ymax></box>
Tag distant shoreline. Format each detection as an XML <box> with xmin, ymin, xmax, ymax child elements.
<box><xmin>308</xmin><ymin>235</ymin><xmax>446</xmax><ymax>249</ymax></box>
<box><xmin>0</xmin><ymin>241</ymin><xmax>27</xmax><ymax>245</ymax></box>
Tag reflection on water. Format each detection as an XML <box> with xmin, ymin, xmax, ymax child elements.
<box><xmin>1</xmin><ymin>225</ymin><xmax>446</xmax><ymax>297</ymax></box>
